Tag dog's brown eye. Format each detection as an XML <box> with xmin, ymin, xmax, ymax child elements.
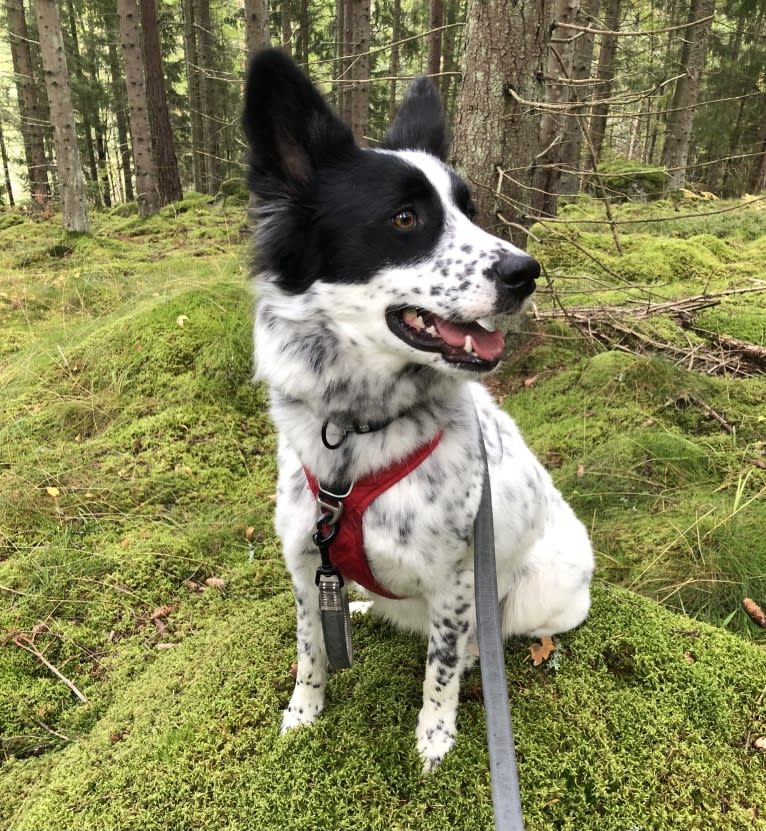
<box><xmin>392</xmin><ymin>209</ymin><xmax>417</xmax><ymax>231</ymax></box>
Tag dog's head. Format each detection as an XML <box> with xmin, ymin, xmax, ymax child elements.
<box><xmin>243</xmin><ymin>49</ymin><xmax>539</xmax><ymax>376</ymax></box>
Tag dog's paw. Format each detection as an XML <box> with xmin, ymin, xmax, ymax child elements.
<box><xmin>416</xmin><ymin>714</ymin><xmax>456</xmax><ymax>774</ymax></box>
<box><xmin>280</xmin><ymin>704</ymin><xmax>321</xmax><ymax>734</ymax></box>
<box><xmin>280</xmin><ymin>686</ymin><xmax>325</xmax><ymax>734</ymax></box>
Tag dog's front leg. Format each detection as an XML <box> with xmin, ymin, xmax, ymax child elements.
<box><xmin>416</xmin><ymin>575</ymin><xmax>474</xmax><ymax>773</ymax></box>
<box><xmin>281</xmin><ymin>563</ymin><xmax>329</xmax><ymax>733</ymax></box>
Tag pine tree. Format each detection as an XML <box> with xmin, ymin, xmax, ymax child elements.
<box><xmin>35</xmin><ymin>0</ymin><xmax>91</xmax><ymax>231</ymax></box>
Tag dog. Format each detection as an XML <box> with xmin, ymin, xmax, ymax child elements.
<box><xmin>243</xmin><ymin>49</ymin><xmax>594</xmax><ymax>773</ymax></box>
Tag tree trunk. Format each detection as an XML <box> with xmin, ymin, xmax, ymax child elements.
<box><xmin>534</xmin><ymin>0</ymin><xmax>581</xmax><ymax>217</ymax></box>
<box><xmin>182</xmin><ymin>0</ymin><xmax>205</xmax><ymax>192</ymax></box>
<box><xmin>388</xmin><ymin>0</ymin><xmax>402</xmax><ymax>120</ymax></box>
<box><xmin>117</xmin><ymin>0</ymin><xmax>159</xmax><ymax>215</ymax></box>
<box><xmin>427</xmin><ymin>0</ymin><xmax>443</xmax><ymax>79</ymax></box>
<box><xmin>335</xmin><ymin>0</ymin><xmax>346</xmax><ymax>114</ymax></box>
<box><xmin>452</xmin><ymin>0</ymin><xmax>552</xmax><ymax>246</ymax></box>
<box><xmin>107</xmin><ymin>38</ymin><xmax>134</xmax><ymax>202</ymax></box>
<box><xmin>558</xmin><ymin>0</ymin><xmax>600</xmax><ymax>194</ymax></box>
<box><xmin>5</xmin><ymin>0</ymin><xmax>51</xmax><ymax>208</ymax></box>
<box><xmin>139</xmin><ymin>0</ymin><xmax>183</xmax><ymax>204</ymax></box>
<box><xmin>296</xmin><ymin>0</ymin><xmax>309</xmax><ymax>66</ymax></box>
<box><xmin>281</xmin><ymin>0</ymin><xmax>291</xmax><ymax>54</ymax></box>
<box><xmin>195</xmin><ymin>0</ymin><xmax>221</xmax><ymax>194</ymax></box>
<box><xmin>349</xmin><ymin>0</ymin><xmax>370</xmax><ymax>143</ymax></box>
<box><xmin>747</xmin><ymin>92</ymin><xmax>766</xmax><ymax>194</ymax></box>
<box><xmin>340</xmin><ymin>0</ymin><xmax>355</xmax><ymax>123</ymax></box>
<box><xmin>439</xmin><ymin>0</ymin><xmax>459</xmax><ymax>112</ymax></box>
<box><xmin>244</xmin><ymin>0</ymin><xmax>270</xmax><ymax>54</ymax></box>
<box><xmin>35</xmin><ymin>0</ymin><xmax>91</xmax><ymax>231</ymax></box>
<box><xmin>0</xmin><ymin>118</ymin><xmax>16</xmax><ymax>207</ymax></box>
<box><xmin>587</xmin><ymin>0</ymin><xmax>621</xmax><ymax>168</ymax></box>
<box><xmin>661</xmin><ymin>0</ymin><xmax>716</xmax><ymax>191</ymax></box>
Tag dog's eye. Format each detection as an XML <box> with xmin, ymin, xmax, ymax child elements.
<box><xmin>392</xmin><ymin>209</ymin><xmax>417</xmax><ymax>231</ymax></box>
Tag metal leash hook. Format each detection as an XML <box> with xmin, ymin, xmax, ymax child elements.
<box><xmin>312</xmin><ymin>493</ymin><xmax>354</xmax><ymax>671</ymax></box>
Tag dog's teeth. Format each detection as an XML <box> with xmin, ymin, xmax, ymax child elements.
<box><xmin>403</xmin><ymin>309</ymin><xmax>427</xmax><ymax>331</ymax></box>
<box><xmin>426</xmin><ymin>325</ymin><xmax>438</xmax><ymax>337</ymax></box>
<box><xmin>464</xmin><ymin>335</ymin><xmax>474</xmax><ymax>354</ymax></box>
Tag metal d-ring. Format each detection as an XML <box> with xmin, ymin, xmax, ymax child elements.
<box><xmin>321</xmin><ymin>419</ymin><xmax>348</xmax><ymax>450</ymax></box>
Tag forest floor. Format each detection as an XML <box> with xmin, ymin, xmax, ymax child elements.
<box><xmin>1</xmin><ymin>190</ymin><xmax>765</xmax><ymax>830</ymax></box>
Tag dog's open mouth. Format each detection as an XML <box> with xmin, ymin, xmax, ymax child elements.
<box><xmin>386</xmin><ymin>306</ymin><xmax>504</xmax><ymax>370</ymax></box>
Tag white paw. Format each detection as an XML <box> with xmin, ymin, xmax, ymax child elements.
<box><xmin>280</xmin><ymin>687</ymin><xmax>324</xmax><ymax>733</ymax></box>
<box><xmin>416</xmin><ymin>712</ymin><xmax>457</xmax><ymax>773</ymax></box>
<box><xmin>349</xmin><ymin>600</ymin><xmax>373</xmax><ymax>616</ymax></box>
<box><xmin>280</xmin><ymin>705</ymin><xmax>320</xmax><ymax>734</ymax></box>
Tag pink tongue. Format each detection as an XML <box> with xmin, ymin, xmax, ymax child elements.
<box><xmin>431</xmin><ymin>315</ymin><xmax>505</xmax><ymax>361</ymax></box>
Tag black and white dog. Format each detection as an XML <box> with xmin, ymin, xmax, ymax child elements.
<box><xmin>243</xmin><ymin>50</ymin><xmax>593</xmax><ymax>772</ymax></box>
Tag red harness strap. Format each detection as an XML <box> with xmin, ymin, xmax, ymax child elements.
<box><xmin>304</xmin><ymin>430</ymin><xmax>443</xmax><ymax>600</ymax></box>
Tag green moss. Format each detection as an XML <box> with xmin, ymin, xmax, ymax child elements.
<box><xmin>4</xmin><ymin>586</ymin><xmax>766</xmax><ymax>831</ymax></box>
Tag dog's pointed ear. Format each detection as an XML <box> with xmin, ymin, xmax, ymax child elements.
<box><xmin>243</xmin><ymin>49</ymin><xmax>356</xmax><ymax>192</ymax></box>
<box><xmin>382</xmin><ymin>77</ymin><xmax>447</xmax><ymax>161</ymax></box>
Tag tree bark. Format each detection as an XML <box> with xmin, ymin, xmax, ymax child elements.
<box><xmin>587</xmin><ymin>0</ymin><xmax>621</xmax><ymax>168</ymax></box>
<box><xmin>661</xmin><ymin>0</ymin><xmax>716</xmax><ymax>191</ymax></box>
<box><xmin>349</xmin><ymin>0</ymin><xmax>370</xmax><ymax>144</ymax></box>
<box><xmin>387</xmin><ymin>0</ymin><xmax>402</xmax><ymax>120</ymax></box>
<box><xmin>117</xmin><ymin>0</ymin><xmax>159</xmax><ymax>215</ymax></box>
<box><xmin>35</xmin><ymin>0</ymin><xmax>90</xmax><ymax>232</ymax></box>
<box><xmin>107</xmin><ymin>38</ymin><xmax>133</xmax><ymax>202</ymax></box>
<box><xmin>534</xmin><ymin>0</ymin><xmax>581</xmax><ymax>217</ymax></box>
<box><xmin>182</xmin><ymin>0</ymin><xmax>205</xmax><ymax>192</ymax></box>
<box><xmin>0</xmin><ymin>118</ymin><xmax>16</xmax><ymax>207</ymax></box>
<box><xmin>195</xmin><ymin>0</ymin><xmax>221</xmax><ymax>193</ymax></box>
<box><xmin>452</xmin><ymin>0</ymin><xmax>552</xmax><ymax>246</ymax></box>
<box><xmin>427</xmin><ymin>0</ymin><xmax>443</xmax><ymax>79</ymax></box>
<box><xmin>747</xmin><ymin>92</ymin><xmax>766</xmax><ymax>194</ymax></box>
<box><xmin>558</xmin><ymin>0</ymin><xmax>600</xmax><ymax>194</ymax></box>
<box><xmin>5</xmin><ymin>0</ymin><xmax>51</xmax><ymax>208</ymax></box>
<box><xmin>139</xmin><ymin>0</ymin><xmax>183</xmax><ymax>204</ymax></box>
<box><xmin>244</xmin><ymin>0</ymin><xmax>270</xmax><ymax>54</ymax></box>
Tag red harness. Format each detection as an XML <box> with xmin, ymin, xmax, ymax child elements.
<box><xmin>304</xmin><ymin>430</ymin><xmax>443</xmax><ymax>600</ymax></box>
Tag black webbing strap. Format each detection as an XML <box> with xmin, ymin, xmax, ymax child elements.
<box><xmin>474</xmin><ymin>421</ymin><xmax>525</xmax><ymax>831</ymax></box>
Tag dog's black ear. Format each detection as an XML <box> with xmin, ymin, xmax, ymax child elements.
<box><xmin>382</xmin><ymin>77</ymin><xmax>447</xmax><ymax>161</ymax></box>
<box><xmin>243</xmin><ymin>49</ymin><xmax>355</xmax><ymax>191</ymax></box>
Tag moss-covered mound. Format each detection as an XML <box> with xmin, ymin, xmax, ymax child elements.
<box><xmin>1</xmin><ymin>202</ymin><xmax>765</xmax><ymax>831</ymax></box>
<box><xmin>3</xmin><ymin>585</ymin><xmax>765</xmax><ymax>831</ymax></box>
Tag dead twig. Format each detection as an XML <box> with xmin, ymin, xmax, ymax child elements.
<box><xmin>11</xmin><ymin>634</ymin><xmax>89</xmax><ymax>704</ymax></box>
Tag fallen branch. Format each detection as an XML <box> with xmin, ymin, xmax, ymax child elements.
<box><xmin>11</xmin><ymin>635</ymin><xmax>89</xmax><ymax>704</ymax></box>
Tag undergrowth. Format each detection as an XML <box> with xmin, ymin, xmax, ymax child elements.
<box><xmin>1</xmin><ymin>193</ymin><xmax>765</xmax><ymax>829</ymax></box>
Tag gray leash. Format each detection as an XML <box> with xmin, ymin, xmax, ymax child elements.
<box><xmin>474</xmin><ymin>422</ymin><xmax>526</xmax><ymax>831</ymax></box>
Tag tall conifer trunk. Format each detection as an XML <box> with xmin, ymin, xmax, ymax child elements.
<box><xmin>35</xmin><ymin>0</ymin><xmax>91</xmax><ymax>232</ymax></box>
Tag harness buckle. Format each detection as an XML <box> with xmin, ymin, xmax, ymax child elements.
<box><xmin>315</xmin><ymin>481</ymin><xmax>353</xmax><ymax>527</ymax></box>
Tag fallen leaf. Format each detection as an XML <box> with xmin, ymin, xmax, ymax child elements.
<box><xmin>183</xmin><ymin>579</ymin><xmax>204</xmax><ymax>592</ymax></box>
<box><xmin>176</xmin><ymin>314</ymin><xmax>189</xmax><ymax>328</ymax></box>
<box><xmin>205</xmin><ymin>577</ymin><xmax>226</xmax><ymax>591</ymax></box>
<box><xmin>576</xmin><ymin>464</ymin><xmax>585</xmax><ymax>478</ymax></box>
<box><xmin>45</xmin><ymin>486</ymin><xmax>60</xmax><ymax>497</ymax></box>
<box><xmin>288</xmin><ymin>661</ymin><xmax>298</xmax><ymax>679</ymax></box>
<box><xmin>750</xmin><ymin>459</ymin><xmax>766</xmax><ymax>470</ymax></box>
<box><xmin>529</xmin><ymin>635</ymin><xmax>556</xmax><ymax>667</ymax></box>
<box><xmin>754</xmin><ymin>737</ymin><xmax>766</xmax><ymax>752</ymax></box>
<box><xmin>683</xmin><ymin>651</ymin><xmax>697</xmax><ymax>664</ymax></box>
<box><xmin>523</xmin><ymin>374</ymin><xmax>540</xmax><ymax>388</ymax></box>
<box><xmin>743</xmin><ymin>597</ymin><xmax>766</xmax><ymax>628</ymax></box>
<box><xmin>244</xmin><ymin>526</ymin><xmax>256</xmax><ymax>541</ymax></box>
<box><xmin>149</xmin><ymin>604</ymin><xmax>176</xmax><ymax>620</ymax></box>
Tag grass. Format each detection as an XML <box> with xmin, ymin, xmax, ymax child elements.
<box><xmin>1</xmin><ymin>191</ymin><xmax>766</xmax><ymax>829</ymax></box>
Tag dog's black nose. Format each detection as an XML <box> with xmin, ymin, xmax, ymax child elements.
<box><xmin>492</xmin><ymin>252</ymin><xmax>540</xmax><ymax>290</ymax></box>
